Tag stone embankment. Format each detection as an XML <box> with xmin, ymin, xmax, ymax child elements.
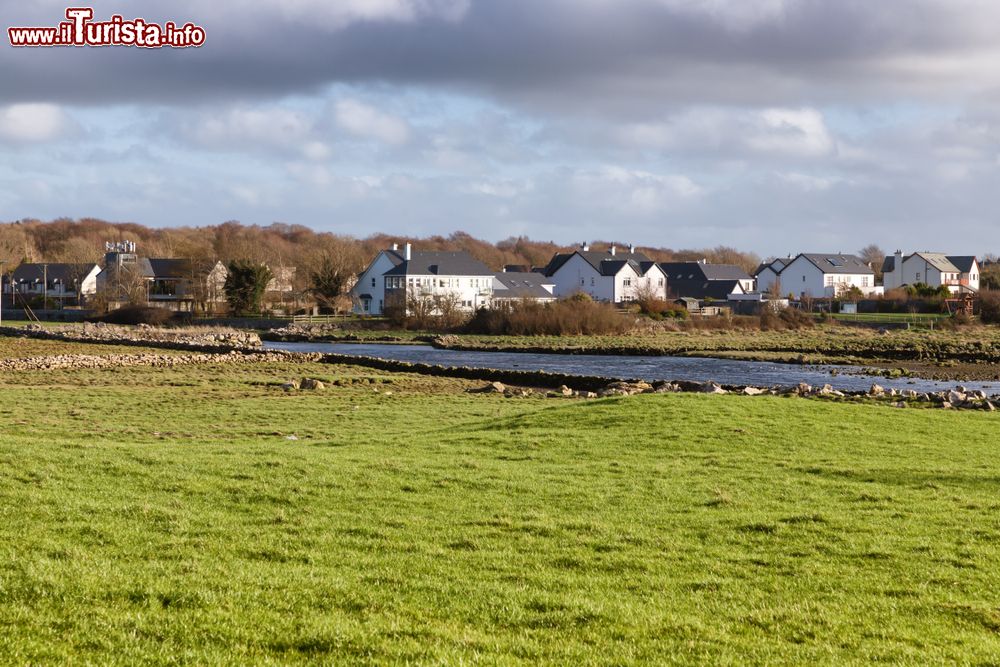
<box><xmin>0</xmin><ymin>350</ymin><xmax>307</xmax><ymax>372</ymax></box>
<box><xmin>1</xmin><ymin>323</ymin><xmax>261</xmax><ymax>351</ymax></box>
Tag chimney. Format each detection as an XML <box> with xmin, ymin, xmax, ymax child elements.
<box><xmin>629</xmin><ymin>244</ymin><xmax>635</xmax><ymax>254</ymax></box>
<box><xmin>392</xmin><ymin>243</ymin><xmax>399</xmax><ymax>251</ymax></box>
<box><xmin>405</xmin><ymin>243</ymin><xmax>412</xmax><ymax>261</ymax></box>
<box><xmin>582</xmin><ymin>242</ymin><xmax>590</xmax><ymax>251</ymax></box>
<box><xmin>610</xmin><ymin>244</ymin><xmax>616</xmax><ymax>256</ymax></box>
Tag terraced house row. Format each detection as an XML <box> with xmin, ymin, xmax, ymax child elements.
<box><xmin>352</xmin><ymin>242</ymin><xmax>984</xmax><ymax>315</ymax></box>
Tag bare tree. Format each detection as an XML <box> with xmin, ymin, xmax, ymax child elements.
<box><xmin>858</xmin><ymin>244</ymin><xmax>886</xmax><ymax>281</ymax></box>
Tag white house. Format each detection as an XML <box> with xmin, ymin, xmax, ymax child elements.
<box><xmin>774</xmin><ymin>253</ymin><xmax>878</xmax><ymax>299</ymax></box>
<box><xmin>753</xmin><ymin>257</ymin><xmax>790</xmax><ymax>296</ymax></box>
<box><xmin>5</xmin><ymin>263</ymin><xmax>101</xmax><ymax>307</ymax></box>
<box><xmin>351</xmin><ymin>243</ymin><xmax>495</xmax><ymax>315</ymax></box>
<box><xmin>352</xmin><ymin>244</ymin><xmax>406</xmax><ymax>315</ymax></box>
<box><xmin>882</xmin><ymin>251</ymin><xmax>979</xmax><ymax>293</ymax></box>
<box><xmin>541</xmin><ymin>244</ymin><xmax>668</xmax><ymax>303</ymax></box>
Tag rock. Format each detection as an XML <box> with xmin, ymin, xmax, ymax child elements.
<box><xmin>948</xmin><ymin>390</ymin><xmax>967</xmax><ymax>406</ymax></box>
<box><xmin>699</xmin><ymin>381</ymin><xmax>727</xmax><ymax>395</ymax></box>
<box><xmin>742</xmin><ymin>386</ymin><xmax>766</xmax><ymax>396</ymax></box>
<box><xmin>891</xmin><ymin>402</ymin><xmax>907</xmax><ymax>409</ymax></box>
<box><xmin>300</xmin><ymin>378</ymin><xmax>325</xmax><ymax>390</ymax></box>
<box><xmin>869</xmin><ymin>384</ymin><xmax>885</xmax><ymax>397</ymax></box>
<box><xmin>472</xmin><ymin>381</ymin><xmax>506</xmax><ymax>394</ymax></box>
<box><xmin>580</xmin><ymin>391</ymin><xmax>598</xmax><ymax>399</ymax></box>
<box><xmin>816</xmin><ymin>384</ymin><xmax>834</xmax><ymax>396</ymax></box>
<box><xmin>902</xmin><ymin>390</ymin><xmax>919</xmax><ymax>399</ymax></box>
<box><xmin>281</xmin><ymin>380</ymin><xmax>301</xmax><ymax>391</ymax></box>
<box><xmin>558</xmin><ymin>385</ymin><xmax>574</xmax><ymax>397</ymax></box>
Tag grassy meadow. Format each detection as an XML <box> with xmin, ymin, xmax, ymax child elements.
<box><xmin>1</xmin><ymin>355</ymin><xmax>1000</xmax><ymax>663</ymax></box>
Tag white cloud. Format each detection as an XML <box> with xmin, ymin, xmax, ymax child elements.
<box><xmin>197</xmin><ymin>0</ymin><xmax>470</xmax><ymax>30</ymax></box>
<box><xmin>184</xmin><ymin>106</ymin><xmax>314</xmax><ymax>151</ymax></box>
<box><xmin>335</xmin><ymin>99</ymin><xmax>410</xmax><ymax>145</ymax></box>
<box><xmin>748</xmin><ymin>108</ymin><xmax>835</xmax><ymax>157</ymax></box>
<box><xmin>0</xmin><ymin>103</ymin><xmax>72</xmax><ymax>143</ymax></box>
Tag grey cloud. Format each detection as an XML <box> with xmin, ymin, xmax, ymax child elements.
<box><xmin>2</xmin><ymin>0</ymin><xmax>999</xmax><ymax>111</ymax></box>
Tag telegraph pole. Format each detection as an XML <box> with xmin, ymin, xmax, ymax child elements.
<box><xmin>42</xmin><ymin>263</ymin><xmax>48</xmax><ymax>317</ymax></box>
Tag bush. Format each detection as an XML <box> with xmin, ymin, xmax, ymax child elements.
<box><xmin>980</xmin><ymin>290</ymin><xmax>1000</xmax><ymax>324</ymax></box>
<box><xmin>96</xmin><ymin>306</ymin><xmax>176</xmax><ymax>326</ymax></box>
<box><xmin>464</xmin><ymin>299</ymin><xmax>631</xmax><ymax>336</ymax></box>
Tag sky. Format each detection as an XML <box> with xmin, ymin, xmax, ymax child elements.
<box><xmin>1</xmin><ymin>0</ymin><xmax>999</xmax><ymax>255</ymax></box>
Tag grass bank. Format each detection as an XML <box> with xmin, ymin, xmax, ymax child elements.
<box><xmin>1</xmin><ymin>359</ymin><xmax>1000</xmax><ymax>663</ymax></box>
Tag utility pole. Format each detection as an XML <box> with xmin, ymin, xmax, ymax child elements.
<box><xmin>0</xmin><ymin>260</ymin><xmax>5</xmax><ymax>326</ymax></box>
<box><xmin>42</xmin><ymin>263</ymin><xmax>48</xmax><ymax>317</ymax></box>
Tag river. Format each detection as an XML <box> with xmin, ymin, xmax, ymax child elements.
<box><xmin>263</xmin><ymin>341</ymin><xmax>1000</xmax><ymax>394</ymax></box>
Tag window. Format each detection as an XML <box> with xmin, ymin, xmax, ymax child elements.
<box><xmin>581</xmin><ymin>279</ymin><xmax>585</xmax><ymax>286</ymax></box>
<box><xmin>590</xmin><ymin>277</ymin><xmax>595</xmax><ymax>286</ymax></box>
<box><xmin>371</xmin><ymin>277</ymin><xmax>376</xmax><ymax>287</ymax></box>
<box><xmin>623</xmin><ymin>277</ymin><xmax>632</xmax><ymax>287</ymax></box>
<box><xmin>363</xmin><ymin>300</ymin><xmax>370</xmax><ymax>313</ymax></box>
<box><xmin>862</xmin><ymin>277</ymin><xmax>869</xmax><ymax>287</ymax></box>
<box><xmin>658</xmin><ymin>278</ymin><xmax>664</xmax><ymax>287</ymax></box>
<box><xmin>916</xmin><ymin>272</ymin><xmax>921</xmax><ymax>281</ymax></box>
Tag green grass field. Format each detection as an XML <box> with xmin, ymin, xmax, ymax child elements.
<box><xmin>2</xmin><ymin>359</ymin><xmax>1000</xmax><ymax>664</ymax></box>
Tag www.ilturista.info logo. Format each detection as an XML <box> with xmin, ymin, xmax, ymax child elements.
<box><xmin>8</xmin><ymin>8</ymin><xmax>205</xmax><ymax>48</ymax></box>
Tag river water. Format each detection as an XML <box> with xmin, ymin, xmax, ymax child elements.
<box><xmin>264</xmin><ymin>341</ymin><xmax>1000</xmax><ymax>394</ymax></box>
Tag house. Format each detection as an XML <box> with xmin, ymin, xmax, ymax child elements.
<box><xmin>882</xmin><ymin>251</ymin><xmax>979</xmax><ymax>293</ymax></box>
<box><xmin>541</xmin><ymin>244</ymin><xmax>667</xmax><ymax>303</ymax></box>
<box><xmin>145</xmin><ymin>258</ymin><xmax>228</xmax><ymax>312</ymax></box>
<box><xmin>660</xmin><ymin>261</ymin><xmax>755</xmax><ymax>299</ymax></box>
<box><xmin>491</xmin><ymin>272</ymin><xmax>556</xmax><ymax>304</ymax></box>
<box><xmin>97</xmin><ymin>242</ymin><xmax>229</xmax><ymax>312</ymax></box>
<box><xmin>753</xmin><ymin>257</ymin><xmax>791</xmax><ymax>296</ymax></box>
<box><xmin>771</xmin><ymin>253</ymin><xmax>877</xmax><ymax>299</ymax></box>
<box><xmin>351</xmin><ymin>243</ymin><xmax>495</xmax><ymax>314</ymax></box>
<box><xmin>352</xmin><ymin>244</ymin><xmax>406</xmax><ymax>315</ymax></box>
<box><xmin>4</xmin><ymin>263</ymin><xmax>101</xmax><ymax>307</ymax></box>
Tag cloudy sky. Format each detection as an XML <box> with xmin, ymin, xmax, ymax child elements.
<box><xmin>2</xmin><ymin>0</ymin><xmax>999</xmax><ymax>254</ymax></box>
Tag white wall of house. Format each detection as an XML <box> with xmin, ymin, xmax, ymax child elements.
<box><xmin>351</xmin><ymin>252</ymin><xmax>398</xmax><ymax>315</ymax></box>
<box><xmin>756</xmin><ymin>267</ymin><xmax>782</xmax><ymax>295</ymax></box>
<box><xmin>779</xmin><ymin>256</ymin><xmax>876</xmax><ymax>298</ymax></box>
<box><xmin>632</xmin><ymin>264</ymin><xmax>668</xmax><ymax>301</ymax></box>
<box><xmin>900</xmin><ymin>255</ymin><xmax>948</xmax><ymax>288</ymax></box>
<box><xmin>548</xmin><ymin>254</ymin><xmax>613</xmax><ymax>301</ymax></box>
<box><xmin>388</xmin><ymin>274</ymin><xmax>493</xmax><ymax>312</ymax></box>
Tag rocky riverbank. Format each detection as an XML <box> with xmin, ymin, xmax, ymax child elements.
<box><xmin>0</xmin><ymin>323</ymin><xmax>261</xmax><ymax>351</ymax></box>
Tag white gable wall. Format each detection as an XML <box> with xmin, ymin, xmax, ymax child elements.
<box><xmin>351</xmin><ymin>252</ymin><xmax>397</xmax><ymax>315</ymax></box>
<box><xmin>548</xmin><ymin>254</ymin><xmax>612</xmax><ymax>301</ymax></box>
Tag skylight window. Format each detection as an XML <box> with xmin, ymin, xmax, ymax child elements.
<box><xmin>827</xmin><ymin>258</ymin><xmax>843</xmax><ymax>267</ymax></box>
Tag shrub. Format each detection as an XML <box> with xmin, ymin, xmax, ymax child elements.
<box><xmin>97</xmin><ymin>306</ymin><xmax>176</xmax><ymax>326</ymax></box>
<box><xmin>464</xmin><ymin>299</ymin><xmax>631</xmax><ymax>336</ymax></box>
<box><xmin>980</xmin><ymin>290</ymin><xmax>1000</xmax><ymax>324</ymax></box>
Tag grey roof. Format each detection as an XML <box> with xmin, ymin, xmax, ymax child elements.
<box><xmin>798</xmin><ymin>253</ymin><xmax>875</xmax><ymax>275</ymax></box>
<box><xmin>10</xmin><ymin>263</ymin><xmax>99</xmax><ymax>284</ymax></box>
<box><xmin>493</xmin><ymin>272</ymin><xmax>555</xmax><ymax>300</ymax></box>
<box><xmin>909</xmin><ymin>252</ymin><xmax>959</xmax><ymax>274</ymax></box>
<box><xmin>661</xmin><ymin>261</ymin><xmax>750</xmax><ymax>282</ymax></box>
<box><xmin>668</xmin><ymin>278</ymin><xmax>744</xmax><ymax>300</ymax></box>
<box><xmin>382</xmin><ymin>251</ymin><xmax>493</xmax><ymax>277</ymax></box>
<box><xmin>542</xmin><ymin>249</ymin><xmax>655</xmax><ymax>277</ymax></box>
<box><xmin>881</xmin><ymin>256</ymin><xmax>895</xmax><ymax>273</ymax></box>
<box><xmin>753</xmin><ymin>257</ymin><xmax>789</xmax><ymax>277</ymax></box>
<box><xmin>947</xmin><ymin>256</ymin><xmax>977</xmax><ymax>273</ymax></box>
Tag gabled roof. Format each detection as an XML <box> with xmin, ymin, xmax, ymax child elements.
<box><xmin>798</xmin><ymin>253</ymin><xmax>874</xmax><ymax>275</ymax></box>
<box><xmin>753</xmin><ymin>257</ymin><xmax>789</xmax><ymax>277</ymax></box>
<box><xmin>881</xmin><ymin>256</ymin><xmax>895</xmax><ymax>273</ymax></box>
<box><xmin>947</xmin><ymin>256</ymin><xmax>977</xmax><ymax>273</ymax></box>
<box><xmin>383</xmin><ymin>251</ymin><xmax>493</xmax><ymax>277</ymax></box>
<box><xmin>669</xmin><ymin>278</ymin><xmax>744</xmax><ymax>299</ymax></box>
<box><xmin>909</xmin><ymin>252</ymin><xmax>959</xmax><ymax>274</ymax></box>
<box><xmin>492</xmin><ymin>272</ymin><xmax>555</xmax><ymax>300</ymax></box>
<box><xmin>542</xmin><ymin>249</ymin><xmax>655</xmax><ymax>277</ymax></box>
<box><xmin>10</xmin><ymin>263</ymin><xmax>99</xmax><ymax>283</ymax></box>
<box><xmin>661</xmin><ymin>261</ymin><xmax>751</xmax><ymax>282</ymax></box>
